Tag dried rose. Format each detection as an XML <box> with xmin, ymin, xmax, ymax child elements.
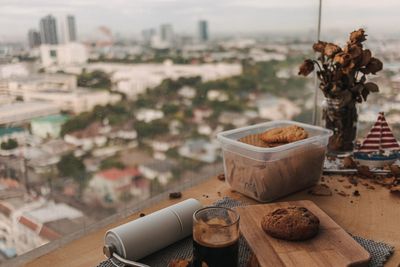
<box><xmin>342</xmin><ymin>61</ymin><xmax>355</xmax><ymax>74</ymax></box>
<box><xmin>331</xmin><ymin>83</ymin><xmax>340</xmax><ymax>93</ymax></box>
<box><xmin>361</xmin><ymin>57</ymin><xmax>383</xmax><ymax>74</ymax></box>
<box><xmin>333</xmin><ymin>52</ymin><xmax>351</xmax><ymax>66</ymax></box>
<box><xmin>313</xmin><ymin>41</ymin><xmax>327</xmax><ymax>53</ymax></box>
<box><xmin>350</xmin><ymin>84</ymin><xmax>363</xmax><ymax>93</ymax></box>
<box><xmin>364</xmin><ymin>82</ymin><xmax>379</xmax><ymax>92</ymax></box>
<box><xmin>350</xmin><ymin>28</ymin><xmax>367</xmax><ymax>44</ymax></box>
<box><xmin>361</xmin><ymin>88</ymin><xmax>370</xmax><ymax>101</ymax></box>
<box><xmin>324</xmin><ymin>43</ymin><xmax>342</xmax><ymax>58</ymax></box>
<box><xmin>298</xmin><ymin>59</ymin><xmax>314</xmax><ymax>76</ymax></box>
<box><xmin>344</xmin><ymin>44</ymin><xmax>363</xmax><ymax>59</ymax></box>
<box><xmin>359</xmin><ymin>49</ymin><xmax>372</xmax><ymax>67</ymax></box>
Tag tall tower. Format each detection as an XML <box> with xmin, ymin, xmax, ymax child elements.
<box><xmin>198</xmin><ymin>20</ymin><xmax>209</xmax><ymax>42</ymax></box>
<box><xmin>28</xmin><ymin>29</ymin><xmax>41</xmax><ymax>48</ymax></box>
<box><xmin>142</xmin><ymin>28</ymin><xmax>156</xmax><ymax>45</ymax></box>
<box><xmin>39</xmin><ymin>15</ymin><xmax>58</xmax><ymax>44</ymax></box>
<box><xmin>160</xmin><ymin>24</ymin><xmax>174</xmax><ymax>43</ymax></box>
<box><xmin>65</xmin><ymin>15</ymin><xmax>77</xmax><ymax>42</ymax></box>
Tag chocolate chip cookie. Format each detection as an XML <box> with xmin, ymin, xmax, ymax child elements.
<box><xmin>260</xmin><ymin>125</ymin><xmax>308</xmax><ymax>144</ymax></box>
<box><xmin>239</xmin><ymin>134</ymin><xmax>287</xmax><ymax>148</ymax></box>
<box><xmin>261</xmin><ymin>206</ymin><xmax>319</xmax><ymax>241</ymax></box>
<box><xmin>239</xmin><ymin>134</ymin><xmax>270</xmax><ymax>147</ymax></box>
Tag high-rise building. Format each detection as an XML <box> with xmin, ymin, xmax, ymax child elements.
<box><xmin>65</xmin><ymin>15</ymin><xmax>77</xmax><ymax>42</ymax></box>
<box><xmin>39</xmin><ymin>15</ymin><xmax>58</xmax><ymax>45</ymax></box>
<box><xmin>142</xmin><ymin>28</ymin><xmax>156</xmax><ymax>45</ymax></box>
<box><xmin>28</xmin><ymin>29</ymin><xmax>41</xmax><ymax>48</ymax></box>
<box><xmin>160</xmin><ymin>24</ymin><xmax>174</xmax><ymax>43</ymax></box>
<box><xmin>198</xmin><ymin>20</ymin><xmax>209</xmax><ymax>42</ymax></box>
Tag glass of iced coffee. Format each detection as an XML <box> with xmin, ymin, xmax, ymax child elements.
<box><xmin>192</xmin><ymin>206</ymin><xmax>240</xmax><ymax>267</ymax></box>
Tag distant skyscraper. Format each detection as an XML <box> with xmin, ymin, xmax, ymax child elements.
<box><xmin>28</xmin><ymin>29</ymin><xmax>41</xmax><ymax>48</ymax></box>
<box><xmin>198</xmin><ymin>20</ymin><xmax>209</xmax><ymax>42</ymax></box>
<box><xmin>160</xmin><ymin>24</ymin><xmax>174</xmax><ymax>43</ymax></box>
<box><xmin>142</xmin><ymin>28</ymin><xmax>156</xmax><ymax>45</ymax></box>
<box><xmin>39</xmin><ymin>15</ymin><xmax>58</xmax><ymax>44</ymax></box>
<box><xmin>65</xmin><ymin>15</ymin><xmax>77</xmax><ymax>42</ymax></box>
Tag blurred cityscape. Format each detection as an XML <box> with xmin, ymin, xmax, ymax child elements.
<box><xmin>0</xmin><ymin>10</ymin><xmax>400</xmax><ymax>262</ymax></box>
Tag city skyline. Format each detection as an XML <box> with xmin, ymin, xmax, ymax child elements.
<box><xmin>1</xmin><ymin>0</ymin><xmax>400</xmax><ymax>42</ymax></box>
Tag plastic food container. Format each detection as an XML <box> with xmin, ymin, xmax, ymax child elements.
<box><xmin>217</xmin><ymin>120</ymin><xmax>333</xmax><ymax>202</ymax></box>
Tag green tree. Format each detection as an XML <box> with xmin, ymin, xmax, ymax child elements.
<box><xmin>57</xmin><ymin>154</ymin><xmax>86</xmax><ymax>179</ymax></box>
<box><xmin>77</xmin><ymin>70</ymin><xmax>112</xmax><ymax>89</ymax></box>
<box><xmin>61</xmin><ymin>112</ymin><xmax>94</xmax><ymax>135</ymax></box>
<box><xmin>135</xmin><ymin>120</ymin><xmax>169</xmax><ymax>139</ymax></box>
<box><xmin>1</xmin><ymin>139</ymin><xmax>18</xmax><ymax>150</ymax></box>
<box><xmin>162</xmin><ymin>104</ymin><xmax>179</xmax><ymax>116</ymax></box>
<box><xmin>57</xmin><ymin>154</ymin><xmax>88</xmax><ymax>196</ymax></box>
<box><xmin>100</xmin><ymin>157</ymin><xmax>125</xmax><ymax>170</ymax></box>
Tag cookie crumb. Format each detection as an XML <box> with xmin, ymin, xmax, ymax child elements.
<box><xmin>308</xmin><ymin>184</ymin><xmax>332</xmax><ymax>196</ymax></box>
<box><xmin>348</xmin><ymin>176</ymin><xmax>359</xmax><ymax>186</ymax></box>
<box><xmin>217</xmin><ymin>173</ymin><xmax>225</xmax><ymax>181</ymax></box>
<box><xmin>343</xmin><ymin>156</ymin><xmax>357</xmax><ymax>169</ymax></box>
<box><xmin>357</xmin><ymin>165</ymin><xmax>374</xmax><ymax>178</ymax></box>
<box><xmin>390</xmin><ymin>185</ymin><xmax>400</xmax><ymax>194</ymax></box>
<box><xmin>139</xmin><ymin>213</ymin><xmax>146</xmax><ymax>217</ymax></box>
<box><xmin>169</xmin><ymin>192</ymin><xmax>182</xmax><ymax>199</ymax></box>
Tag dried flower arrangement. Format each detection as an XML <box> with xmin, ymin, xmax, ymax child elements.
<box><xmin>298</xmin><ymin>29</ymin><xmax>383</xmax><ymax>153</ymax></box>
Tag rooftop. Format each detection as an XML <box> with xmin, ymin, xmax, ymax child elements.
<box><xmin>0</xmin><ymin>127</ymin><xmax>25</xmax><ymax>137</ymax></box>
<box><xmin>0</xmin><ymin>101</ymin><xmax>60</xmax><ymax>125</ymax></box>
<box><xmin>38</xmin><ymin>225</ymin><xmax>61</xmax><ymax>241</ymax></box>
<box><xmin>97</xmin><ymin>167</ymin><xmax>141</xmax><ymax>181</ymax></box>
<box><xmin>140</xmin><ymin>159</ymin><xmax>176</xmax><ymax>173</ymax></box>
<box><xmin>0</xmin><ymin>202</ymin><xmax>11</xmax><ymax>217</ymax></box>
<box><xmin>24</xmin><ymin>202</ymin><xmax>83</xmax><ymax>224</ymax></box>
<box><xmin>43</xmin><ymin>217</ymin><xmax>87</xmax><ymax>237</ymax></box>
<box><xmin>31</xmin><ymin>114</ymin><xmax>69</xmax><ymax>124</ymax></box>
<box><xmin>19</xmin><ymin>216</ymin><xmax>39</xmax><ymax>232</ymax></box>
<box><xmin>6</xmin><ymin>73</ymin><xmax>75</xmax><ymax>83</ymax></box>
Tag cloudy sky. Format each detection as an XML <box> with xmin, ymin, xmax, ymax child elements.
<box><xmin>1</xmin><ymin>0</ymin><xmax>399</xmax><ymax>42</ymax></box>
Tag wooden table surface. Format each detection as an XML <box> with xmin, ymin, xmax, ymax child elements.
<box><xmin>24</xmin><ymin>175</ymin><xmax>400</xmax><ymax>267</ymax></box>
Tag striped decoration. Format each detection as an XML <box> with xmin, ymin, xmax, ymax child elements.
<box><xmin>358</xmin><ymin>112</ymin><xmax>400</xmax><ymax>152</ymax></box>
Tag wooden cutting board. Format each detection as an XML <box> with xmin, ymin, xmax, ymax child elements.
<box><xmin>236</xmin><ymin>200</ymin><xmax>370</xmax><ymax>267</ymax></box>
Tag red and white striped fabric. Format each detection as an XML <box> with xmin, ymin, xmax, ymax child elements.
<box><xmin>358</xmin><ymin>112</ymin><xmax>400</xmax><ymax>153</ymax></box>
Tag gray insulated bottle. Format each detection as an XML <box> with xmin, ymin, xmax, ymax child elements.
<box><xmin>104</xmin><ymin>198</ymin><xmax>202</xmax><ymax>261</ymax></box>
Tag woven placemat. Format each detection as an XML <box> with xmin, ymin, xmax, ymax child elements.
<box><xmin>97</xmin><ymin>197</ymin><xmax>394</xmax><ymax>267</ymax></box>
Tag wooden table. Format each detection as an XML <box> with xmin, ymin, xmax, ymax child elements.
<box><xmin>24</xmin><ymin>175</ymin><xmax>400</xmax><ymax>267</ymax></box>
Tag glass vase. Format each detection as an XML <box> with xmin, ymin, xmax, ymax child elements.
<box><xmin>322</xmin><ymin>97</ymin><xmax>357</xmax><ymax>156</ymax></box>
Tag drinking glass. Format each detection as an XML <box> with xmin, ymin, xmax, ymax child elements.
<box><xmin>192</xmin><ymin>206</ymin><xmax>240</xmax><ymax>267</ymax></box>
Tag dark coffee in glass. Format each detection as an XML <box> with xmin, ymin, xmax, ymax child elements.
<box><xmin>192</xmin><ymin>207</ymin><xmax>240</xmax><ymax>267</ymax></box>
